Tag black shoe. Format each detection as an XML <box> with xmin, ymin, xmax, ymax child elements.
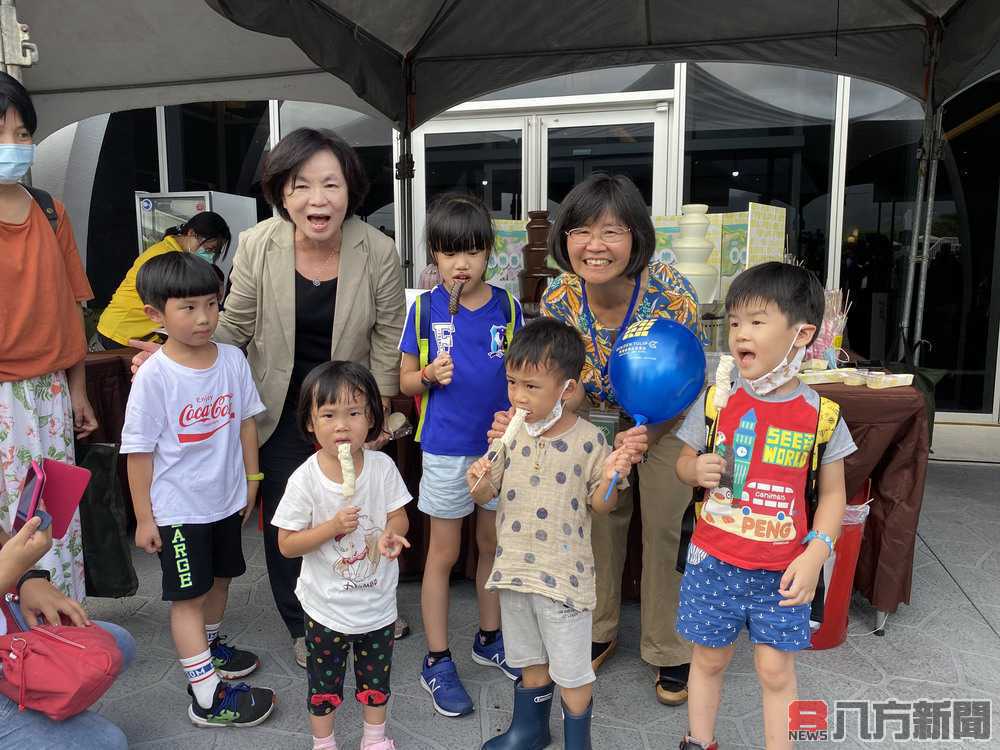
<box><xmin>209</xmin><ymin>635</ymin><xmax>260</xmax><ymax>679</ymax></box>
<box><xmin>188</xmin><ymin>681</ymin><xmax>275</xmax><ymax>727</ymax></box>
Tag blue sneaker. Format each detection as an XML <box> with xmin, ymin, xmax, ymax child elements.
<box><xmin>472</xmin><ymin>631</ymin><xmax>520</xmax><ymax>681</ymax></box>
<box><xmin>420</xmin><ymin>657</ymin><xmax>474</xmax><ymax>717</ymax></box>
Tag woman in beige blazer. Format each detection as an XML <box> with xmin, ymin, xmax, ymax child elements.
<box><xmin>133</xmin><ymin>128</ymin><xmax>406</xmax><ymax>667</ymax></box>
<box><xmin>234</xmin><ymin>129</ymin><xmax>405</xmax><ymax>666</ymax></box>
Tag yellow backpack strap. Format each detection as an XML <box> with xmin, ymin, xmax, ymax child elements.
<box><xmin>677</xmin><ymin>385</ymin><xmax>717</xmax><ymax>574</ymax></box>
<box><xmin>505</xmin><ymin>290</ymin><xmax>518</xmax><ymax>347</ymax></box>
<box><xmin>810</xmin><ymin>396</ymin><xmax>840</xmax><ymax>473</ymax></box>
<box><xmin>414</xmin><ymin>291</ymin><xmax>432</xmax><ymax>442</ymax></box>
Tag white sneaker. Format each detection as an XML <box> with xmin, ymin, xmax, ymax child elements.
<box><xmin>293</xmin><ymin>636</ymin><xmax>307</xmax><ymax>668</ymax></box>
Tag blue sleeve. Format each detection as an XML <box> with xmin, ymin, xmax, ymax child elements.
<box><xmin>399</xmin><ymin>300</ymin><xmax>418</xmax><ymax>355</ymax></box>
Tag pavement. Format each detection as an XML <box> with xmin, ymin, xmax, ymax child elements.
<box><xmin>86</xmin><ymin>461</ymin><xmax>1000</xmax><ymax>749</ymax></box>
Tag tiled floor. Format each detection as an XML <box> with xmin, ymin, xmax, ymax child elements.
<box><xmin>86</xmin><ymin>462</ymin><xmax>1000</xmax><ymax>748</ymax></box>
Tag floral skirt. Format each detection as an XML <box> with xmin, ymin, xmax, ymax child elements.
<box><xmin>0</xmin><ymin>371</ymin><xmax>84</xmax><ymax>600</ymax></box>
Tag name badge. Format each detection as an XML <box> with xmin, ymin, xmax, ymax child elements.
<box><xmin>588</xmin><ymin>406</ymin><xmax>621</xmax><ymax>447</ymax></box>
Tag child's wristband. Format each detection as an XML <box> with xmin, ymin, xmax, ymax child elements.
<box><xmin>246</xmin><ymin>472</ymin><xmax>264</xmax><ymax>481</ymax></box>
<box><xmin>802</xmin><ymin>530</ymin><xmax>834</xmax><ymax>557</ymax></box>
<box><xmin>420</xmin><ymin>366</ymin><xmax>436</xmax><ymax>388</ymax></box>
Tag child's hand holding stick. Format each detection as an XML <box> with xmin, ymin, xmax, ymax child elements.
<box><xmin>470</xmin><ymin>408</ymin><xmax>527</xmax><ymax>494</ymax></box>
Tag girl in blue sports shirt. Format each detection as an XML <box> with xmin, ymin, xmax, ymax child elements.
<box><xmin>399</xmin><ymin>194</ymin><xmax>523</xmax><ymax>717</ymax></box>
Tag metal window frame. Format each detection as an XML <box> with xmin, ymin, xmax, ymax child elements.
<box><xmin>411</xmin><ymin>113</ymin><xmax>529</xmax><ymax>282</ymax></box>
<box><xmin>537</xmin><ymin>106</ymin><xmax>669</xmax><ymax>216</ymax></box>
<box><xmin>155</xmin><ymin>105</ymin><xmax>169</xmax><ymax>191</ymax></box>
<box><xmin>826</xmin><ymin>76</ymin><xmax>851</xmax><ymax>291</ymax></box>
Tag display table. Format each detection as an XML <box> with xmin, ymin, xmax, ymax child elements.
<box><xmin>84</xmin><ymin>353</ymin><xmax>928</xmax><ymax>612</ymax></box>
<box><xmin>812</xmin><ymin>383</ymin><xmax>929</xmax><ymax>614</ymax></box>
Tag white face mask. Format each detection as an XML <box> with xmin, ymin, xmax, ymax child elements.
<box><xmin>746</xmin><ymin>326</ymin><xmax>806</xmax><ymax>396</ymax></box>
<box><xmin>525</xmin><ymin>380</ymin><xmax>572</xmax><ymax>437</ymax></box>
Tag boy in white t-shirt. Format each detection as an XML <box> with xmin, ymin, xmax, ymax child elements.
<box><xmin>273</xmin><ymin>361</ymin><xmax>412</xmax><ymax>750</ymax></box>
<box><xmin>122</xmin><ymin>252</ymin><xmax>275</xmax><ymax>728</ymax></box>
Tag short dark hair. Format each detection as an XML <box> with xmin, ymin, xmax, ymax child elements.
<box><xmin>164</xmin><ymin>211</ymin><xmax>232</xmax><ymax>261</ymax></box>
<box><xmin>261</xmin><ymin>128</ymin><xmax>369</xmax><ymax>221</ymax></box>
<box><xmin>725</xmin><ymin>262</ymin><xmax>826</xmax><ymax>345</ymax></box>
<box><xmin>136</xmin><ymin>252</ymin><xmax>223</xmax><ymax>312</ymax></box>
<box><xmin>0</xmin><ymin>72</ymin><xmax>37</xmax><ymax>135</ymax></box>
<box><xmin>297</xmin><ymin>361</ymin><xmax>384</xmax><ymax>443</ymax></box>
<box><xmin>548</xmin><ymin>173</ymin><xmax>655</xmax><ymax>280</ymax></box>
<box><xmin>425</xmin><ymin>193</ymin><xmax>495</xmax><ymax>263</ymax></box>
<box><xmin>506</xmin><ymin>318</ymin><xmax>586</xmax><ymax>382</ymax></box>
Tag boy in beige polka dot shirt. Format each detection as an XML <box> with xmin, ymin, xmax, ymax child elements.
<box><xmin>468</xmin><ymin>318</ymin><xmax>644</xmax><ymax>749</ymax></box>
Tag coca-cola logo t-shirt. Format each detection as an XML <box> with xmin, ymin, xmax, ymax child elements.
<box><xmin>121</xmin><ymin>343</ymin><xmax>265</xmax><ymax>525</ymax></box>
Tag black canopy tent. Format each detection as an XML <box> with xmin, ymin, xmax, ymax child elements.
<box><xmin>205</xmin><ymin>1</ymin><xmax>998</xmax><ymax>127</ymax></box>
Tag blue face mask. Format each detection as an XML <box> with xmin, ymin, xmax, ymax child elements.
<box><xmin>0</xmin><ymin>144</ymin><xmax>35</xmax><ymax>184</ymax></box>
<box><xmin>195</xmin><ymin>248</ymin><xmax>216</xmax><ymax>264</ymax></box>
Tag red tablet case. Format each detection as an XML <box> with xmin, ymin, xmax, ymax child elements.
<box><xmin>39</xmin><ymin>459</ymin><xmax>91</xmax><ymax>539</ymax></box>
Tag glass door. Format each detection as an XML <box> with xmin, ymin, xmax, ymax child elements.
<box><xmin>411</xmin><ymin>99</ymin><xmax>676</xmax><ymax>284</ymax></box>
<box><xmin>412</xmin><ymin>116</ymin><xmax>526</xmax><ymax>281</ymax></box>
<box><xmin>540</xmin><ymin>109</ymin><xmax>670</xmax><ymax>216</ymax></box>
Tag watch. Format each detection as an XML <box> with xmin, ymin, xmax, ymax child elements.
<box><xmin>16</xmin><ymin>569</ymin><xmax>51</xmax><ymax>593</ymax></box>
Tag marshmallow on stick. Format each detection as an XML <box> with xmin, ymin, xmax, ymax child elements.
<box><xmin>337</xmin><ymin>443</ymin><xmax>356</xmax><ymax>497</ymax></box>
<box><xmin>472</xmin><ymin>408</ymin><xmax>528</xmax><ymax>494</ymax></box>
<box><xmin>713</xmin><ymin>354</ymin><xmax>736</xmax><ymax>410</ymax></box>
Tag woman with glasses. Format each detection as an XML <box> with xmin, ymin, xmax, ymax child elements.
<box><xmin>97</xmin><ymin>211</ymin><xmax>231</xmax><ymax>349</ymax></box>
<box><xmin>491</xmin><ymin>173</ymin><xmax>703</xmax><ymax>707</ymax></box>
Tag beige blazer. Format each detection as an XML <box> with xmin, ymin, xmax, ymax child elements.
<box><xmin>216</xmin><ymin>215</ymin><xmax>405</xmax><ymax>443</ymax></box>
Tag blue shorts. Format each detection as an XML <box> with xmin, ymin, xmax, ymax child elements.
<box><xmin>675</xmin><ymin>545</ymin><xmax>811</xmax><ymax>652</ymax></box>
<box><xmin>418</xmin><ymin>452</ymin><xmax>497</xmax><ymax>518</ymax></box>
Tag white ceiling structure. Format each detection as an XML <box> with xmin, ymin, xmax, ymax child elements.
<box><xmin>16</xmin><ymin>0</ymin><xmax>388</xmax><ymax>140</ymax></box>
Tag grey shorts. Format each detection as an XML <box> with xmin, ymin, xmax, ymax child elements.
<box><xmin>499</xmin><ymin>589</ymin><xmax>595</xmax><ymax>689</ymax></box>
<box><xmin>418</xmin><ymin>452</ymin><xmax>497</xmax><ymax>518</ymax></box>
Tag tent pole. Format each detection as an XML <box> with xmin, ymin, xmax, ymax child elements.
<box><xmin>897</xmin><ymin>112</ymin><xmax>932</xmax><ymax>361</ymax></box>
<box><xmin>912</xmin><ymin>109</ymin><xmax>944</xmax><ymax>367</ymax></box>
<box><xmin>396</xmin><ymin>132</ymin><xmax>415</xmax><ymax>287</ymax></box>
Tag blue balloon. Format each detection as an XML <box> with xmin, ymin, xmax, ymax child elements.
<box><xmin>608</xmin><ymin>318</ymin><xmax>706</xmax><ymax>425</ymax></box>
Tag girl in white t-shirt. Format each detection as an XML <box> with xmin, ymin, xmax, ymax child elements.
<box><xmin>272</xmin><ymin>361</ymin><xmax>412</xmax><ymax>750</ymax></box>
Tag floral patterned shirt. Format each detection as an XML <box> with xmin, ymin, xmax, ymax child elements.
<box><xmin>540</xmin><ymin>261</ymin><xmax>704</xmax><ymax>410</ymax></box>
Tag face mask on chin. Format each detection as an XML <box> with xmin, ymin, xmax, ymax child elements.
<box><xmin>746</xmin><ymin>326</ymin><xmax>806</xmax><ymax>396</ymax></box>
<box><xmin>524</xmin><ymin>380</ymin><xmax>572</xmax><ymax>437</ymax></box>
<box><xmin>0</xmin><ymin>144</ymin><xmax>35</xmax><ymax>184</ymax></box>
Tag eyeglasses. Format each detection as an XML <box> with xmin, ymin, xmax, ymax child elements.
<box><xmin>565</xmin><ymin>227</ymin><xmax>631</xmax><ymax>245</ymax></box>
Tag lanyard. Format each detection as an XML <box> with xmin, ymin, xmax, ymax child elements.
<box><xmin>581</xmin><ymin>277</ymin><xmax>642</xmax><ymax>403</ymax></box>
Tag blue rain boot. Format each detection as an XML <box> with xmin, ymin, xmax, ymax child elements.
<box><xmin>562</xmin><ymin>699</ymin><xmax>593</xmax><ymax>750</ymax></box>
<box><xmin>482</xmin><ymin>679</ymin><xmax>553</xmax><ymax>750</ymax></box>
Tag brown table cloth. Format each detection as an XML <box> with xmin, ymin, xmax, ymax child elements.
<box><xmin>812</xmin><ymin>383</ymin><xmax>929</xmax><ymax>613</ymax></box>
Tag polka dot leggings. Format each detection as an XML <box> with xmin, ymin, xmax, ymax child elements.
<box><xmin>305</xmin><ymin>619</ymin><xmax>395</xmax><ymax>715</ymax></box>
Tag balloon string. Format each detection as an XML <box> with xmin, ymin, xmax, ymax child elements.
<box><xmin>603</xmin><ymin>415</ymin><xmax>646</xmax><ymax>503</ymax></box>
